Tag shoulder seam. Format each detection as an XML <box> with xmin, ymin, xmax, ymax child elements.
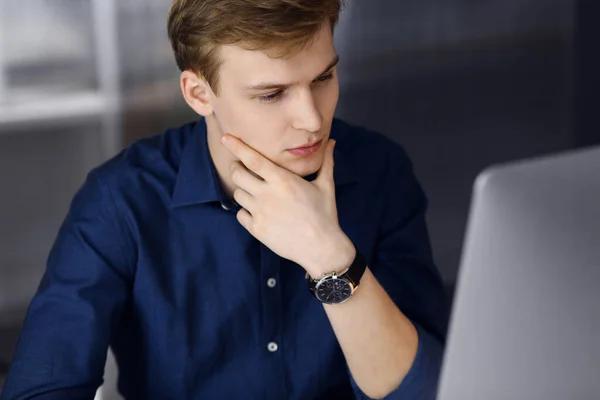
<box><xmin>90</xmin><ymin>172</ymin><xmax>135</xmax><ymax>279</ymax></box>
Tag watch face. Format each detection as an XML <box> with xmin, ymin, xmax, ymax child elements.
<box><xmin>315</xmin><ymin>277</ymin><xmax>353</xmax><ymax>304</ymax></box>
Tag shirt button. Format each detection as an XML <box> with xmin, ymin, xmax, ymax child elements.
<box><xmin>267</xmin><ymin>277</ymin><xmax>277</xmax><ymax>288</ymax></box>
<box><xmin>267</xmin><ymin>342</ymin><xmax>278</xmax><ymax>353</ymax></box>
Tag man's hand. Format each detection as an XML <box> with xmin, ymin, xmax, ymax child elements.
<box><xmin>221</xmin><ymin>134</ymin><xmax>355</xmax><ymax>278</ymax></box>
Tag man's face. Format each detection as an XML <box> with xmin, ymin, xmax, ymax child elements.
<box><xmin>208</xmin><ymin>23</ymin><xmax>339</xmax><ymax>178</ymax></box>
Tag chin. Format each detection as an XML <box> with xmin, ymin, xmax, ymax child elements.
<box><xmin>284</xmin><ymin>158</ymin><xmax>322</xmax><ymax>177</ymax></box>
<box><xmin>274</xmin><ymin>145</ymin><xmax>327</xmax><ymax>177</ymax></box>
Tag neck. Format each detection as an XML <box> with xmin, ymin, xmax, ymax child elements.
<box><xmin>205</xmin><ymin>115</ymin><xmax>237</xmax><ymax>199</ymax></box>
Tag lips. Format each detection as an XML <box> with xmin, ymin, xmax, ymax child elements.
<box><xmin>287</xmin><ymin>139</ymin><xmax>323</xmax><ymax>157</ymax></box>
<box><xmin>290</xmin><ymin>140</ymin><xmax>322</xmax><ymax>151</ymax></box>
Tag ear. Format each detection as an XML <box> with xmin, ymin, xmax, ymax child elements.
<box><xmin>180</xmin><ymin>70</ymin><xmax>215</xmax><ymax>117</ymax></box>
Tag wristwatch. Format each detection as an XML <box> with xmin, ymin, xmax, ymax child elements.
<box><xmin>307</xmin><ymin>245</ymin><xmax>367</xmax><ymax>304</ymax></box>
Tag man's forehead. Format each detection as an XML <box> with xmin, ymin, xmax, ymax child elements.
<box><xmin>218</xmin><ymin>25</ymin><xmax>336</xmax><ymax>85</ymax></box>
<box><xmin>220</xmin><ymin>44</ymin><xmax>337</xmax><ymax>85</ymax></box>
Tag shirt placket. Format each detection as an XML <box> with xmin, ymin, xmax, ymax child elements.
<box><xmin>260</xmin><ymin>244</ymin><xmax>288</xmax><ymax>399</ymax></box>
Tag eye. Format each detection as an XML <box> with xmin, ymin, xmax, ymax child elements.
<box><xmin>314</xmin><ymin>73</ymin><xmax>334</xmax><ymax>83</ymax></box>
<box><xmin>258</xmin><ymin>90</ymin><xmax>284</xmax><ymax>103</ymax></box>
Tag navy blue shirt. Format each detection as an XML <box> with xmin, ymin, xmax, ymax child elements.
<box><xmin>2</xmin><ymin>118</ymin><xmax>448</xmax><ymax>400</ymax></box>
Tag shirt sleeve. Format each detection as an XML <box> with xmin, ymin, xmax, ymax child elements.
<box><xmin>350</xmin><ymin>143</ymin><xmax>449</xmax><ymax>399</ymax></box>
<box><xmin>349</xmin><ymin>323</ymin><xmax>444</xmax><ymax>399</ymax></box>
<box><xmin>1</xmin><ymin>172</ymin><xmax>134</xmax><ymax>400</ymax></box>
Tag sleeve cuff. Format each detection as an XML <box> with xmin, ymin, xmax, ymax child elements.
<box><xmin>349</xmin><ymin>323</ymin><xmax>444</xmax><ymax>399</ymax></box>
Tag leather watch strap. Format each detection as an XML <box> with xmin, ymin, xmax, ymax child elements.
<box><xmin>308</xmin><ymin>244</ymin><xmax>367</xmax><ymax>291</ymax></box>
<box><xmin>344</xmin><ymin>245</ymin><xmax>367</xmax><ymax>286</ymax></box>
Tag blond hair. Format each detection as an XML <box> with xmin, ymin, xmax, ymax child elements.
<box><xmin>167</xmin><ymin>0</ymin><xmax>343</xmax><ymax>94</ymax></box>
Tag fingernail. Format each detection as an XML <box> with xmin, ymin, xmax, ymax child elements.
<box><xmin>221</xmin><ymin>135</ymin><xmax>228</xmax><ymax>144</ymax></box>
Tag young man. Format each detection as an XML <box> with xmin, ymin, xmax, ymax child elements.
<box><xmin>1</xmin><ymin>1</ymin><xmax>448</xmax><ymax>399</ymax></box>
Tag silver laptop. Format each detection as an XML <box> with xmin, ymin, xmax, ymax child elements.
<box><xmin>437</xmin><ymin>146</ymin><xmax>600</xmax><ymax>400</ymax></box>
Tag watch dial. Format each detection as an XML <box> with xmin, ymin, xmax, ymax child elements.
<box><xmin>316</xmin><ymin>278</ymin><xmax>352</xmax><ymax>304</ymax></box>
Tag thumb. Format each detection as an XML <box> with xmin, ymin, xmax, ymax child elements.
<box><xmin>315</xmin><ymin>139</ymin><xmax>336</xmax><ymax>189</ymax></box>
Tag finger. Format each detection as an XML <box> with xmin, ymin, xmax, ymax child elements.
<box><xmin>232</xmin><ymin>188</ymin><xmax>256</xmax><ymax>214</ymax></box>
<box><xmin>230</xmin><ymin>161</ymin><xmax>264</xmax><ymax>195</ymax></box>
<box><xmin>315</xmin><ymin>139</ymin><xmax>336</xmax><ymax>189</ymax></box>
<box><xmin>236</xmin><ymin>207</ymin><xmax>254</xmax><ymax>235</ymax></box>
<box><xmin>221</xmin><ymin>135</ymin><xmax>281</xmax><ymax>182</ymax></box>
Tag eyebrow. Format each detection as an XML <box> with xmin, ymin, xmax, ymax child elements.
<box><xmin>243</xmin><ymin>55</ymin><xmax>340</xmax><ymax>91</ymax></box>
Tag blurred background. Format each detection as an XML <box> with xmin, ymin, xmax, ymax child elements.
<box><xmin>0</xmin><ymin>0</ymin><xmax>598</xmax><ymax>394</ymax></box>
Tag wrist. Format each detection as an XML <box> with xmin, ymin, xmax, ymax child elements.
<box><xmin>305</xmin><ymin>231</ymin><xmax>356</xmax><ymax>279</ymax></box>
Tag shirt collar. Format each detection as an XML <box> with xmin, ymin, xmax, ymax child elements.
<box><xmin>171</xmin><ymin>119</ymin><xmax>221</xmax><ymax>208</ymax></box>
<box><xmin>171</xmin><ymin>118</ymin><xmax>358</xmax><ymax>209</ymax></box>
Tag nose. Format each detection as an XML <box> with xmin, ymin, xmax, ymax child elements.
<box><xmin>291</xmin><ymin>89</ymin><xmax>322</xmax><ymax>133</ymax></box>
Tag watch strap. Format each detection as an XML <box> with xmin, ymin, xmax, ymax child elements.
<box><xmin>308</xmin><ymin>244</ymin><xmax>367</xmax><ymax>291</ymax></box>
<box><xmin>344</xmin><ymin>246</ymin><xmax>367</xmax><ymax>286</ymax></box>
